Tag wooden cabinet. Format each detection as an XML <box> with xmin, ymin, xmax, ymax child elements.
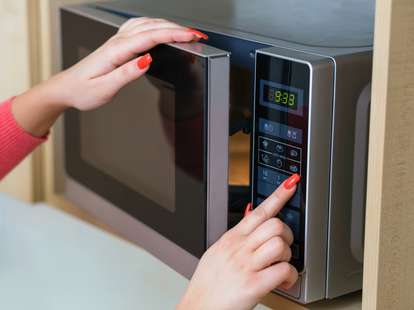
<box><xmin>362</xmin><ymin>1</ymin><xmax>414</xmax><ymax>309</ymax></box>
<box><xmin>12</xmin><ymin>0</ymin><xmax>414</xmax><ymax>308</ymax></box>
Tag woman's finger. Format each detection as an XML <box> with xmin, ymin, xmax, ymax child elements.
<box><xmin>123</xmin><ymin>20</ymin><xmax>185</xmax><ymax>37</ymax></box>
<box><xmin>251</xmin><ymin>236</ymin><xmax>292</xmax><ymax>271</ymax></box>
<box><xmin>94</xmin><ymin>53</ymin><xmax>152</xmax><ymax>103</ymax></box>
<box><xmin>106</xmin><ymin>28</ymin><xmax>198</xmax><ymax>67</ymax></box>
<box><xmin>245</xmin><ymin>217</ymin><xmax>294</xmax><ymax>252</ymax></box>
<box><xmin>118</xmin><ymin>17</ymin><xmax>152</xmax><ymax>32</ymax></box>
<box><xmin>235</xmin><ymin>174</ymin><xmax>301</xmax><ymax>236</ymax></box>
<box><xmin>255</xmin><ymin>262</ymin><xmax>298</xmax><ymax>295</ymax></box>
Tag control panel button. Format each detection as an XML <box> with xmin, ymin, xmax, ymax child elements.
<box><xmin>257</xmin><ymin>181</ymin><xmax>277</xmax><ymax>197</ymax></box>
<box><xmin>261</xmin><ymin>139</ymin><xmax>270</xmax><ymax>150</ymax></box>
<box><xmin>275</xmin><ymin>158</ymin><xmax>284</xmax><ymax>169</ymax></box>
<box><xmin>287</xmin><ymin>189</ymin><xmax>301</xmax><ymax>209</ymax></box>
<box><xmin>258</xmin><ymin>167</ymin><xmax>302</xmax><ymax>209</ymax></box>
<box><xmin>287</xmin><ymin>160</ymin><xmax>300</xmax><ymax>174</ymax></box>
<box><xmin>259</xmin><ymin>137</ymin><xmax>275</xmax><ymax>152</ymax></box>
<box><xmin>287</xmin><ymin>147</ymin><xmax>301</xmax><ymax>161</ymax></box>
<box><xmin>259</xmin><ymin>151</ymin><xmax>273</xmax><ymax>165</ymax></box>
<box><xmin>279</xmin><ymin>209</ymin><xmax>301</xmax><ymax>241</ymax></box>
<box><xmin>275</xmin><ymin>143</ymin><xmax>285</xmax><ymax>154</ymax></box>
<box><xmin>259</xmin><ymin>118</ymin><xmax>303</xmax><ymax>144</ymax></box>
<box><xmin>258</xmin><ymin>167</ymin><xmax>289</xmax><ymax>186</ymax></box>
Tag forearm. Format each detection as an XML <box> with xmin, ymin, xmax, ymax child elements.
<box><xmin>12</xmin><ymin>77</ymin><xmax>68</xmax><ymax>137</ymax></box>
<box><xmin>0</xmin><ymin>97</ymin><xmax>47</xmax><ymax>179</ymax></box>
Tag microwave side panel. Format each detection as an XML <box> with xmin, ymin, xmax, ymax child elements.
<box><xmin>326</xmin><ymin>51</ymin><xmax>373</xmax><ymax>298</ymax></box>
<box><xmin>301</xmin><ymin>55</ymin><xmax>335</xmax><ymax>303</ymax></box>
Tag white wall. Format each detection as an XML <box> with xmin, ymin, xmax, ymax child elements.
<box><xmin>0</xmin><ymin>0</ymin><xmax>34</xmax><ymax>202</ymax></box>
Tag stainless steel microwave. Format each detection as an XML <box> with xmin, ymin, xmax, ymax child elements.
<box><xmin>59</xmin><ymin>0</ymin><xmax>374</xmax><ymax>304</ymax></box>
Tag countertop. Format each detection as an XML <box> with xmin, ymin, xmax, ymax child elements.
<box><xmin>0</xmin><ymin>194</ymin><xmax>272</xmax><ymax>310</ymax></box>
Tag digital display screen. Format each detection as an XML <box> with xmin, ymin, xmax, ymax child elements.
<box><xmin>263</xmin><ymin>84</ymin><xmax>299</xmax><ymax>110</ymax></box>
<box><xmin>260</xmin><ymin>80</ymin><xmax>304</xmax><ymax>116</ymax></box>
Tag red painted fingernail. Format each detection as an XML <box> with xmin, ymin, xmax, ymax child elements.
<box><xmin>188</xmin><ymin>28</ymin><xmax>209</xmax><ymax>40</ymax></box>
<box><xmin>284</xmin><ymin>174</ymin><xmax>301</xmax><ymax>190</ymax></box>
<box><xmin>244</xmin><ymin>202</ymin><xmax>253</xmax><ymax>217</ymax></box>
<box><xmin>137</xmin><ymin>53</ymin><xmax>152</xmax><ymax>69</ymax></box>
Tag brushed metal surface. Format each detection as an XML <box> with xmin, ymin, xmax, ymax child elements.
<box><xmin>97</xmin><ymin>0</ymin><xmax>374</xmax><ymax>48</ymax></box>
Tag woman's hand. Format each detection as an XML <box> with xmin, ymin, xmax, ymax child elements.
<box><xmin>178</xmin><ymin>174</ymin><xmax>300</xmax><ymax>310</ymax></box>
<box><xmin>12</xmin><ymin>18</ymin><xmax>205</xmax><ymax>136</ymax></box>
<box><xmin>51</xmin><ymin>18</ymin><xmax>204</xmax><ymax>111</ymax></box>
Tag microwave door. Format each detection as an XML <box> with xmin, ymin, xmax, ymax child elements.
<box><xmin>60</xmin><ymin>7</ymin><xmax>230</xmax><ymax>277</ymax></box>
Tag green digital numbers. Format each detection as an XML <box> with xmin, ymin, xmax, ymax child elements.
<box><xmin>282</xmin><ymin>92</ymin><xmax>288</xmax><ymax>104</ymax></box>
<box><xmin>288</xmin><ymin>93</ymin><xmax>295</xmax><ymax>107</ymax></box>
<box><xmin>275</xmin><ymin>90</ymin><xmax>282</xmax><ymax>103</ymax></box>
<box><xmin>269</xmin><ymin>89</ymin><xmax>296</xmax><ymax>109</ymax></box>
<box><xmin>264</xmin><ymin>83</ymin><xmax>300</xmax><ymax>111</ymax></box>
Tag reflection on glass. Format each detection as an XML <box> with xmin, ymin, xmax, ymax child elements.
<box><xmin>80</xmin><ymin>76</ymin><xmax>176</xmax><ymax>212</ymax></box>
<box><xmin>229</xmin><ymin>132</ymin><xmax>250</xmax><ymax>186</ymax></box>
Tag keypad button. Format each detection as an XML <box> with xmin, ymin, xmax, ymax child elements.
<box><xmin>287</xmin><ymin>161</ymin><xmax>300</xmax><ymax>174</ymax></box>
<box><xmin>279</xmin><ymin>209</ymin><xmax>301</xmax><ymax>241</ymax></box>
<box><xmin>259</xmin><ymin>137</ymin><xmax>275</xmax><ymax>152</ymax></box>
<box><xmin>258</xmin><ymin>167</ymin><xmax>288</xmax><ymax>186</ymax></box>
<box><xmin>275</xmin><ymin>143</ymin><xmax>285</xmax><ymax>154</ymax></box>
<box><xmin>288</xmin><ymin>188</ymin><xmax>301</xmax><ymax>209</ymax></box>
<box><xmin>287</xmin><ymin>147</ymin><xmax>301</xmax><ymax>161</ymax></box>
<box><xmin>257</xmin><ymin>181</ymin><xmax>277</xmax><ymax>197</ymax></box>
<box><xmin>275</xmin><ymin>158</ymin><xmax>284</xmax><ymax>169</ymax></box>
<box><xmin>259</xmin><ymin>118</ymin><xmax>303</xmax><ymax>144</ymax></box>
<box><xmin>259</xmin><ymin>151</ymin><xmax>273</xmax><ymax>165</ymax></box>
<box><xmin>261</xmin><ymin>139</ymin><xmax>270</xmax><ymax>150</ymax></box>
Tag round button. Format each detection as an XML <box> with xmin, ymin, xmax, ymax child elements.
<box><xmin>275</xmin><ymin>144</ymin><xmax>285</xmax><ymax>154</ymax></box>
<box><xmin>276</xmin><ymin>158</ymin><xmax>284</xmax><ymax>169</ymax></box>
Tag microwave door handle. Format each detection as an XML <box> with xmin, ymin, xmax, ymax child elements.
<box><xmin>350</xmin><ymin>83</ymin><xmax>371</xmax><ymax>264</ymax></box>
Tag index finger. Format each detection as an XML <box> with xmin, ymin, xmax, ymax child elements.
<box><xmin>110</xmin><ymin>28</ymin><xmax>198</xmax><ymax>66</ymax></box>
<box><xmin>236</xmin><ymin>173</ymin><xmax>301</xmax><ymax>235</ymax></box>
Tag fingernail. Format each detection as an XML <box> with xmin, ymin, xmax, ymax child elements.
<box><xmin>188</xmin><ymin>28</ymin><xmax>209</xmax><ymax>40</ymax></box>
<box><xmin>284</xmin><ymin>174</ymin><xmax>301</xmax><ymax>190</ymax></box>
<box><xmin>137</xmin><ymin>53</ymin><xmax>152</xmax><ymax>69</ymax></box>
<box><xmin>244</xmin><ymin>202</ymin><xmax>253</xmax><ymax>217</ymax></box>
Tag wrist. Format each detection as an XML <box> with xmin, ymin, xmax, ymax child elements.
<box><xmin>12</xmin><ymin>79</ymin><xmax>69</xmax><ymax>137</ymax></box>
<box><xmin>42</xmin><ymin>71</ymin><xmax>76</xmax><ymax>109</ymax></box>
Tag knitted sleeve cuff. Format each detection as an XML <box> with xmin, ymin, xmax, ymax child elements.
<box><xmin>0</xmin><ymin>97</ymin><xmax>47</xmax><ymax>179</ymax></box>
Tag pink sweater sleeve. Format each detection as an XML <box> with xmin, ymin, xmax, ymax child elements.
<box><xmin>0</xmin><ymin>98</ymin><xmax>47</xmax><ymax>179</ymax></box>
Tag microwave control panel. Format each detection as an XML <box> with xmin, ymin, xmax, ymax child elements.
<box><xmin>252</xmin><ymin>52</ymin><xmax>310</xmax><ymax>273</ymax></box>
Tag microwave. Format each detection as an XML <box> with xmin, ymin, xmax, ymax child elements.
<box><xmin>59</xmin><ymin>0</ymin><xmax>374</xmax><ymax>304</ymax></box>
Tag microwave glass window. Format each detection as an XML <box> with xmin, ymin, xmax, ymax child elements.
<box><xmin>80</xmin><ymin>75</ymin><xmax>177</xmax><ymax>212</ymax></box>
<box><xmin>62</xmin><ymin>10</ymin><xmax>210</xmax><ymax>258</ymax></box>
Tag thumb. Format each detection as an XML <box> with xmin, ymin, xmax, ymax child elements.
<box><xmin>97</xmin><ymin>53</ymin><xmax>152</xmax><ymax>96</ymax></box>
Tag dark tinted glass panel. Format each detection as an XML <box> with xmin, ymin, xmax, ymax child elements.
<box><xmin>61</xmin><ymin>10</ymin><xmax>208</xmax><ymax>257</ymax></box>
<box><xmin>253</xmin><ymin>53</ymin><xmax>310</xmax><ymax>272</ymax></box>
<box><xmin>79</xmin><ymin>73</ymin><xmax>177</xmax><ymax>212</ymax></box>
